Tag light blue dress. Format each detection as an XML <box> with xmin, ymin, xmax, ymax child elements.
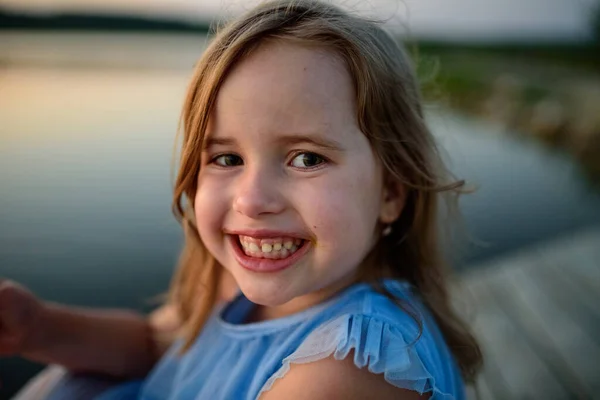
<box><xmin>94</xmin><ymin>279</ymin><xmax>465</xmax><ymax>399</ymax></box>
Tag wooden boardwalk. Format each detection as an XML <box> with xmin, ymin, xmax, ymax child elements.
<box><xmin>454</xmin><ymin>228</ymin><xmax>600</xmax><ymax>400</ymax></box>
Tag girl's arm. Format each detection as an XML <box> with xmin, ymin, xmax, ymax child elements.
<box><xmin>22</xmin><ymin>302</ymin><xmax>177</xmax><ymax>379</ymax></box>
<box><xmin>0</xmin><ymin>279</ymin><xmax>179</xmax><ymax>379</ymax></box>
<box><xmin>2</xmin><ymin>271</ymin><xmax>236</xmax><ymax>379</ymax></box>
<box><xmin>259</xmin><ymin>353</ymin><xmax>428</xmax><ymax>400</ymax></box>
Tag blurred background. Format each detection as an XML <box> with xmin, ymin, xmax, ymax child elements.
<box><xmin>0</xmin><ymin>0</ymin><xmax>599</xmax><ymax>399</ymax></box>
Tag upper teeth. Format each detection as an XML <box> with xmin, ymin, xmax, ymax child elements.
<box><xmin>238</xmin><ymin>235</ymin><xmax>304</xmax><ymax>258</ymax></box>
<box><xmin>262</xmin><ymin>243</ymin><xmax>273</xmax><ymax>252</ymax></box>
<box><xmin>249</xmin><ymin>243</ymin><xmax>260</xmax><ymax>252</ymax></box>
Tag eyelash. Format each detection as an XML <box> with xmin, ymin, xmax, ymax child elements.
<box><xmin>208</xmin><ymin>151</ymin><xmax>328</xmax><ymax>170</ymax></box>
<box><xmin>208</xmin><ymin>153</ymin><xmax>243</xmax><ymax>167</ymax></box>
<box><xmin>288</xmin><ymin>151</ymin><xmax>328</xmax><ymax>170</ymax></box>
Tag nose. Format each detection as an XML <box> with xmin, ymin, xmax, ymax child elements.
<box><xmin>232</xmin><ymin>166</ymin><xmax>285</xmax><ymax>219</ymax></box>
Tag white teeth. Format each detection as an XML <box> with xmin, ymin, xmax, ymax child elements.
<box><xmin>249</xmin><ymin>243</ymin><xmax>260</xmax><ymax>252</ymax></box>
<box><xmin>261</xmin><ymin>243</ymin><xmax>273</xmax><ymax>253</ymax></box>
<box><xmin>238</xmin><ymin>236</ymin><xmax>305</xmax><ymax>259</ymax></box>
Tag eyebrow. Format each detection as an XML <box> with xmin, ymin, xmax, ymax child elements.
<box><xmin>202</xmin><ymin>137</ymin><xmax>236</xmax><ymax>150</ymax></box>
<box><xmin>203</xmin><ymin>134</ymin><xmax>344</xmax><ymax>152</ymax></box>
<box><xmin>277</xmin><ymin>134</ymin><xmax>344</xmax><ymax>152</ymax></box>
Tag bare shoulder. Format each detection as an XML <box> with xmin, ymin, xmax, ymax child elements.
<box><xmin>259</xmin><ymin>350</ymin><xmax>429</xmax><ymax>400</ymax></box>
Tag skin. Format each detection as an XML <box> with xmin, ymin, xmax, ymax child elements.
<box><xmin>260</xmin><ymin>351</ymin><xmax>427</xmax><ymax>400</ymax></box>
<box><xmin>0</xmin><ymin>279</ymin><xmax>158</xmax><ymax>378</ymax></box>
<box><xmin>195</xmin><ymin>40</ymin><xmax>404</xmax><ymax>321</ymax></box>
<box><xmin>0</xmin><ymin>273</ymin><xmax>237</xmax><ymax>394</ymax></box>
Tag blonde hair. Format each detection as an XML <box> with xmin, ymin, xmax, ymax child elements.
<box><xmin>169</xmin><ymin>0</ymin><xmax>482</xmax><ymax>382</ymax></box>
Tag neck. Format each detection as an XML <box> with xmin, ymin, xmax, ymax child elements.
<box><xmin>247</xmin><ymin>274</ymin><xmax>360</xmax><ymax>323</ymax></box>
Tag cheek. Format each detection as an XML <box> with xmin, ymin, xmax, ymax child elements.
<box><xmin>194</xmin><ymin>178</ymin><xmax>229</xmax><ymax>241</ymax></box>
<box><xmin>304</xmin><ymin>164</ymin><xmax>382</xmax><ymax>249</ymax></box>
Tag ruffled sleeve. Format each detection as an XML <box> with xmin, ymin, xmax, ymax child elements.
<box><xmin>258</xmin><ymin>313</ymin><xmax>458</xmax><ymax>399</ymax></box>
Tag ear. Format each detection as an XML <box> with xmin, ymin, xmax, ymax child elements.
<box><xmin>379</xmin><ymin>177</ymin><xmax>405</xmax><ymax>224</ymax></box>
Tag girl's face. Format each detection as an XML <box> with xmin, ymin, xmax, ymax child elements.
<box><xmin>195</xmin><ymin>42</ymin><xmax>401</xmax><ymax>313</ymax></box>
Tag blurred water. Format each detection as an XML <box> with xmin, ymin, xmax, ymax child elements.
<box><xmin>0</xmin><ymin>66</ymin><xmax>187</xmax><ymax>308</ymax></box>
<box><xmin>431</xmin><ymin>111</ymin><xmax>600</xmax><ymax>261</ymax></box>
<box><xmin>0</xmin><ymin>32</ymin><xmax>599</xmax><ymax>397</ymax></box>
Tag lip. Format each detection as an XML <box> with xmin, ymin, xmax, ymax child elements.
<box><xmin>225</xmin><ymin>229</ymin><xmax>310</xmax><ymax>240</ymax></box>
<box><xmin>228</xmin><ymin>234</ymin><xmax>311</xmax><ymax>273</ymax></box>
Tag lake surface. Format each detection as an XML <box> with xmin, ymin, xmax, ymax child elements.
<box><xmin>1</xmin><ymin>33</ymin><xmax>599</xmax><ymax>397</ymax></box>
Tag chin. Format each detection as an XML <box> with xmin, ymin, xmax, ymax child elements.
<box><xmin>236</xmin><ymin>278</ymin><xmax>298</xmax><ymax>307</ymax></box>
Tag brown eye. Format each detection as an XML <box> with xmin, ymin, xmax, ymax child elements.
<box><xmin>213</xmin><ymin>154</ymin><xmax>243</xmax><ymax>167</ymax></box>
<box><xmin>290</xmin><ymin>152</ymin><xmax>325</xmax><ymax>168</ymax></box>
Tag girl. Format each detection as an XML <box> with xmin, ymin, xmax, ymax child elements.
<box><xmin>4</xmin><ymin>1</ymin><xmax>482</xmax><ymax>399</ymax></box>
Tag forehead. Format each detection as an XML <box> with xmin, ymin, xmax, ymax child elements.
<box><xmin>209</xmin><ymin>41</ymin><xmax>358</xmax><ymax>141</ymax></box>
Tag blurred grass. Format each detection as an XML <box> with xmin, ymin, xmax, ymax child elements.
<box><xmin>410</xmin><ymin>42</ymin><xmax>600</xmax><ymax>183</ymax></box>
<box><xmin>412</xmin><ymin>42</ymin><xmax>599</xmax><ymax>109</ymax></box>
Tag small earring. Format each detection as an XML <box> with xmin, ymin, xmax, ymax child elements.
<box><xmin>382</xmin><ymin>225</ymin><xmax>392</xmax><ymax>237</ymax></box>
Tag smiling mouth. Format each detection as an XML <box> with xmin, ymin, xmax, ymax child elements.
<box><xmin>236</xmin><ymin>235</ymin><xmax>307</xmax><ymax>259</ymax></box>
